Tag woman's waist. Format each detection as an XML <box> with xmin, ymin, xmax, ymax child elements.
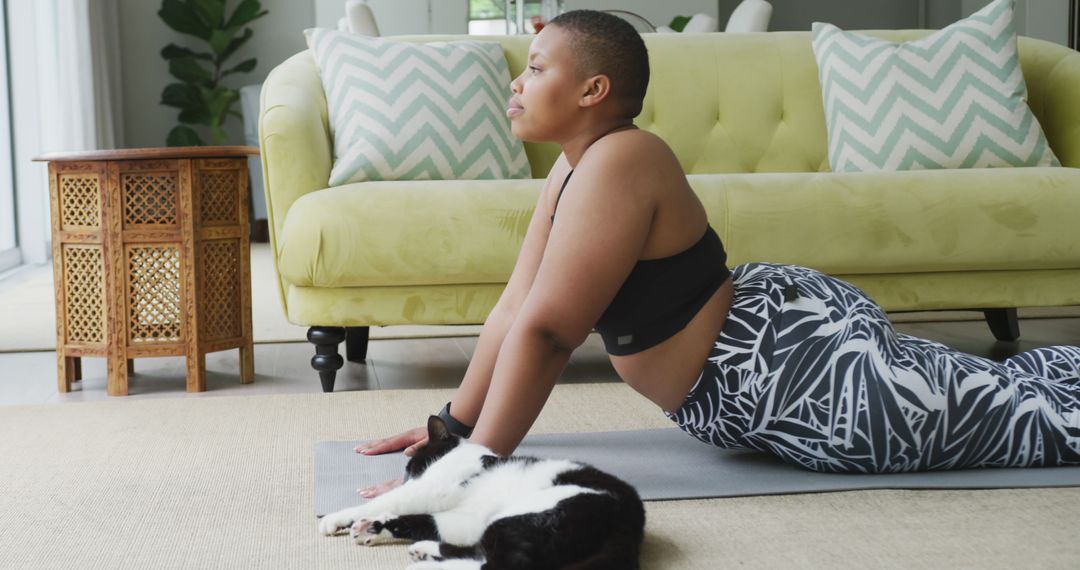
<box><xmin>610</xmin><ymin>278</ymin><xmax>733</xmax><ymax>412</ymax></box>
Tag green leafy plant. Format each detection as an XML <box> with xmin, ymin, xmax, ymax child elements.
<box><xmin>668</xmin><ymin>15</ymin><xmax>690</xmax><ymax>32</ymax></box>
<box><xmin>158</xmin><ymin>0</ymin><xmax>268</xmax><ymax>146</ymax></box>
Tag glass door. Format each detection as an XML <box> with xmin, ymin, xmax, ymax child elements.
<box><xmin>0</xmin><ymin>0</ymin><xmax>18</xmax><ymax>273</ymax></box>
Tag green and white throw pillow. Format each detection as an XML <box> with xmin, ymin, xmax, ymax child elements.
<box><xmin>811</xmin><ymin>0</ymin><xmax>1059</xmax><ymax>172</ymax></box>
<box><xmin>304</xmin><ymin>29</ymin><xmax>531</xmax><ymax>186</ymax></box>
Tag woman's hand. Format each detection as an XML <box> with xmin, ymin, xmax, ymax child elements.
<box><xmin>355</xmin><ymin>426</ymin><xmax>429</xmax><ymax>456</ymax></box>
<box><xmin>357</xmin><ymin>477</ymin><xmax>403</xmax><ymax>498</ymax></box>
<box><xmin>354</xmin><ymin>427</ymin><xmax>428</xmax><ymax>499</ymax></box>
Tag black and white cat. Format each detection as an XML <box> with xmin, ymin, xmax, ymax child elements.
<box><xmin>319</xmin><ymin>416</ymin><xmax>645</xmax><ymax>569</ymax></box>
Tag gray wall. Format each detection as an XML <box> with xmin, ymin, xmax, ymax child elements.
<box><xmin>118</xmin><ymin>0</ymin><xmax>1071</xmax><ymax>149</ymax></box>
<box><xmin>717</xmin><ymin>0</ymin><xmax>964</xmax><ymax>31</ymax></box>
<box><xmin>963</xmin><ymin>0</ymin><xmax>1071</xmax><ymax>45</ymax></box>
<box><xmin>118</xmin><ymin>0</ymin><xmax>313</xmax><ymax>149</ymax></box>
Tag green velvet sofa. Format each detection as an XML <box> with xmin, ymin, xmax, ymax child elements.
<box><xmin>259</xmin><ymin>31</ymin><xmax>1080</xmax><ymax>391</ymax></box>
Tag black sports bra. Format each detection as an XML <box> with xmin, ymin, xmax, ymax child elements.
<box><xmin>551</xmin><ymin>171</ymin><xmax>731</xmax><ymax>355</ymax></box>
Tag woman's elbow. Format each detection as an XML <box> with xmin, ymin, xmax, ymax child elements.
<box><xmin>516</xmin><ymin>315</ymin><xmax>589</xmax><ymax>354</ymax></box>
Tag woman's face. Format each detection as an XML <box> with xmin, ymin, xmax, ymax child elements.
<box><xmin>508</xmin><ymin>26</ymin><xmax>584</xmax><ymax>142</ymax></box>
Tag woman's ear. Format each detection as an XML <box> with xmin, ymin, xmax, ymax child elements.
<box><xmin>579</xmin><ymin>74</ymin><xmax>612</xmax><ymax>108</ymax></box>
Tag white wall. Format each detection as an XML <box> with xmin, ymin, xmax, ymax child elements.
<box><xmin>118</xmin><ymin>0</ymin><xmax>313</xmax><ymax>149</ymax></box>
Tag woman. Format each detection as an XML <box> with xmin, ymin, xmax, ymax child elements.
<box><xmin>356</xmin><ymin>10</ymin><xmax>1080</xmax><ymax>492</ymax></box>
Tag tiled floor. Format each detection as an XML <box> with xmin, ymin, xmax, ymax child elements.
<box><xmin>0</xmin><ymin>332</ymin><xmax>622</xmax><ymax>405</ymax></box>
<box><xmin>2</xmin><ymin>316</ymin><xmax>1079</xmax><ymax>406</ymax></box>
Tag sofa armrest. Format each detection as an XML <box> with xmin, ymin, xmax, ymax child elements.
<box><xmin>1024</xmin><ymin>38</ymin><xmax>1080</xmax><ymax>168</ymax></box>
<box><xmin>259</xmin><ymin>50</ymin><xmax>333</xmax><ymax>251</ymax></box>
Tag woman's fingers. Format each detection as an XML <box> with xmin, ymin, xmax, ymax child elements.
<box><xmin>403</xmin><ymin>438</ymin><xmax>427</xmax><ymax>455</ymax></box>
<box><xmin>356</xmin><ymin>428</ymin><xmax>427</xmax><ymax>455</ymax></box>
<box><xmin>355</xmin><ymin>437</ymin><xmax>397</xmax><ymax>455</ymax></box>
<box><xmin>356</xmin><ymin>433</ymin><xmax>409</xmax><ymax>455</ymax></box>
<box><xmin>357</xmin><ymin>477</ymin><xmax>404</xmax><ymax>499</ymax></box>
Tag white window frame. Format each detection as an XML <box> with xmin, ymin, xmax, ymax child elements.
<box><xmin>0</xmin><ymin>0</ymin><xmax>19</xmax><ymax>274</ymax></box>
<box><xmin>5</xmin><ymin>0</ymin><xmax>52</xmax><ymax>269</ymax></box>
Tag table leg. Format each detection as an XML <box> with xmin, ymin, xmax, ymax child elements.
<box><xmin>107</xmin><ymin>355</ymin><xmax>129</xmax><ymax>396</ymax></box>
<box><xmin>57</xmin><ymin>354</ymin><xmax>76</xmax><ymax>392</ymax></box>
<box><xmin>187</xmin><ymin>352</ymin><xmax>207</xmax><ymax>392</ymax></box>
<box><xmin>240</xmin><ymin>344</ymin><xmax>254</xmax><ymax>384</ymax></box>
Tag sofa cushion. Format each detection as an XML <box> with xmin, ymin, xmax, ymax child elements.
<box><xmin>303</xmin><ymin>29</ymin><xmax>531</xmax><ymax>186</ymax></box>
<box><xmin>278</xmin><ymin>179</ymin><xmax>543</xmax><ymax>288</ymax></box>
<box><xmin>811</xmin><ymin>0</ymin><xmax>1059</xmax><ymax>171</ymax></box>
<box><xmin>713</xmin><ymin>167</ymin><xmax>1080</xmax><ymax>274</ymax></box>
<box><xmin>277</xmin><ymin>168</ymin><xmax>1080</xmax><ymax>289</ymax></box>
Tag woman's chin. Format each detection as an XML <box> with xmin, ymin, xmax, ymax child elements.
<box><xmin>510</xmin><ymin>121</ymin><xmax>557</xmax><ymax>144</ymax></box>
<box><xmin>510</xmin><ymin>123</ymin><xmax>538</xmax><ymax>142</ymax></box>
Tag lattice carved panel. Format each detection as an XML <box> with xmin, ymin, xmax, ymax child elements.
<box><xmin>200</xmin><ymin>240</ymin><xmax>241</xmax><ymax>340</ymax></box>
<box><xmin>127</xmin><ymin>246</ymin><xmax>182</xmax><ymax>343</ymax></box>
<box><xmin>199</xmin><ymin>171</ymin><xmax>239</xmax><ymax>226</ymax></box>
<box><xmin>62</xmin><ymin>246</ymin><xmax>105</xmax><ymax>344</ymax></box>
<box><xmin>60</xmin><ymin>175</ymin><xmax>101</xmax><ymax>228</ymax></box>
<box><xmin>123</xmin><ymin>173</ymin><xmax>178</xmax><ymax>226</ymax></box>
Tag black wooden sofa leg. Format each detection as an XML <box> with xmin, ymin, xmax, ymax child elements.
<box><xmin>983</xmin><ymin>308</ymin><xmax>1020</xmax><ymax>342</ymax></box>
<box><xmin>308</xmin><ymin>326</ymin><xmax>346</xmax><ymax>392</ymax></box>
<box><xmin>346</xmin><ymin>326</ymin><xmax>370</xmax><ymax>363</ymax></box>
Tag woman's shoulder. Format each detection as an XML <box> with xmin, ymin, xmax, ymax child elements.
<box><xmin>582</xmin><ymin>128</ymin><xmax>680</xmax><ymax>175</ymax></box>
<box><xmin>601</xmin><ymin>127</ymin><xmax>668</xmax><ymax>151</ymax></box>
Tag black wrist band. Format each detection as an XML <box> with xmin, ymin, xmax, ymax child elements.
<box><xmin>437</xmin><ymin>401</ymin><xmax>474</xmax><ymax>438</ymax></box>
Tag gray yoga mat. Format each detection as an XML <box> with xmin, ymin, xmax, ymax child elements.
<box><xmin>314</xmin><ymin>428</ymin><xmax>1080</xmax><ymax>517</ymax></box>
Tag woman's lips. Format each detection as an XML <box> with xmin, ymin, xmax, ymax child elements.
<box><xmin>507</xmin><ymin>102</ymin><xmax>524</xmax><ymax>118</ymax></box>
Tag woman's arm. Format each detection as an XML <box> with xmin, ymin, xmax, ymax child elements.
<box><xmin>469</xmin><ymin>136</ymin><xmax>661</xmax><ymax>455</ymax></box>
<box><xmin>358</xmin><ymin>157</ymin><xmax>570</xmax><ymax>460</ymax></box>
<box><xmin>446</xmin><ymin>157</ymin><xmax>571</xmax><ymax>427</ymax></box>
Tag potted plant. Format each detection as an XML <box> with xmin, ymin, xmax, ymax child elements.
<box><xmin>158</xmin><ymin>0</ymin><xmax>268</xmax><ymax>146</ymax></box>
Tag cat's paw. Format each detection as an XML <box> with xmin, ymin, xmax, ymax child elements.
<box><xmin>406</xmin><ymin>561</ymin><xmax>453</xmax><ymax>570</ymax></box>
<box><xmin>353</xmin><ymin>514</ymin><xmax>399</xmax><ymax>546</ymax></box>
<box><xmin>408</xmin><ymin>540</ymin><xmax>443</xmax><ymax>562</ymax></box>
<box><xmin>318</xmin><ymin>509</ymin><xmax>357</xmax><ymax>536</ymax></box>
<box><xmin>405</xmin><ymin>562</ymin><xmax>446</xmax><ymax>570</ymax></box>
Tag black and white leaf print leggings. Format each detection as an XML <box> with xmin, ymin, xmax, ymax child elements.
<box><xmin>667</xmin><ymin>263</ymin><xmax>1080</xmax><ymax>473</ymax></box>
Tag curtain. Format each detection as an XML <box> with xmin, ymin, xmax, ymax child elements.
<box><xmin>38</xmin><ymin>0</ymin><xmax>124</xmax><ymax>152</ymax></box>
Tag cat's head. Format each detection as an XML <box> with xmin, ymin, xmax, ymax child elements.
<box><xmin>403</xmin><ymin>415</ymin><xmax>462</xmax><ymax>481</ymax></box>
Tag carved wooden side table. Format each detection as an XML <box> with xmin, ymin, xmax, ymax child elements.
<box><xmin>34</xmin><ymin>147</ymin><xmax>258</xmax><ymax>396</ymax></box>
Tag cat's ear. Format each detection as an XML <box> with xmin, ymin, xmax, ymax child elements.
<box><xmin>427</xmin><ymin>415</ymin><xmax>452</xmax><ymax>442</ymax></box>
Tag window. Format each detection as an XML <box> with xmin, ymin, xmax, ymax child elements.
<box><xmin>469</xmin><ymin>0</ymin><xmax>508</xmax><ymax>35</ymax></box>
<box><xmin>468</xmin><ymin>0</ymin><xmax>551</xmax><ymax>35</ymax></box>
<box><xmin>0</xmin><ymin>0</ymin><xmax>18</xmax><ymax>274</ymax></box>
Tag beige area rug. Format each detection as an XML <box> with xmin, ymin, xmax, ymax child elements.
<box><xmin>0</xmin><ymin>243</ymin><xmax>481</xmax><ymax>353</ymax></box>
<box><xmin>1</xmin><ymin>383</ymin><xmax>1078</xmax><ymax>569</ymax></box>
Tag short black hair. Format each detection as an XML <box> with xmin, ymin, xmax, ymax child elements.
<box><xmin>548</xmin><ymin>10</ymin><xmax>650</xmax><ymax>119</ymax></box>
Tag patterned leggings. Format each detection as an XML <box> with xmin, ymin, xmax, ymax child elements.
<box><xmin>667</xmin><ymin>263</ymin><xmax>1080</xmax><ymax>473</ymax></box>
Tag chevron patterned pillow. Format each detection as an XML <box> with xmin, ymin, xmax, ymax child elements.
<box><xmin>811</xmin><ymin>0</ymin><xmax>1059</xmax><ymax>172</ymax></box>
<box><xmin>304</xmin><ymin>29</ymin><xmax>531</xmax><ymax>186</ymax></box>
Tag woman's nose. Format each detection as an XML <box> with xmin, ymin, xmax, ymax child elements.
<box><xmin>510</xmin><ymin>74</ymin><xmax>522</xmax><ymax>94</ymax></box>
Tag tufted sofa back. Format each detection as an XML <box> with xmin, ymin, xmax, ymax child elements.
<box><xmin>396</xmin><ymin>31</ymin><xmax>1080</xmax><ymax>176</ymax></box>
<box><xmin>635</xmin><ymin>31</ymin><xmax>832</xmax><ymax>175</ymax></box>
